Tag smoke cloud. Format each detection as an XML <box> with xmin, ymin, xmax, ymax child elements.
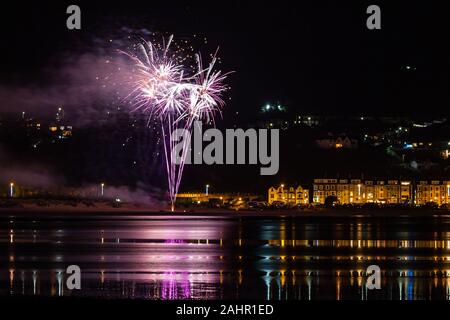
<box><xmin>0</xmin><ymin>144</ymin><xmax>163</xmax><ymax>206</ymax></box>
<box><xmin>0</xmin><ymin>51</ymin><xmax>134</xmax><ymax>126</ymax></box>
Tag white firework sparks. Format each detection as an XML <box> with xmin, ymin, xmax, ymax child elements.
<box><xmin>122</xmin><ymin>35</ymin><xmax>230</xmax><ymax>211</ymax></box>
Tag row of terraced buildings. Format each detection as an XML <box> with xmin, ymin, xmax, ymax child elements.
<box><xmin>268</xmin><ymin>179</ymin><xmax>450</xmax><ymax>206</ymax></box>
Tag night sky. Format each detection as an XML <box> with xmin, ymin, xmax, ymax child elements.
<box><xmin>1</xmin><ymin>0</ymin><xmax>450</xmax><ymax>121</ymax></box>
<box><xmin>1</xmin><ymin>1</ymin><xmax>450</xmax><ymax>193</ymax></box>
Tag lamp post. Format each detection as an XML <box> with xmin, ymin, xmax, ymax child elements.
<box><xmin>101</xmin><ymin>183</ymin><xmax>105</xmax><ymax>196</ymax></box>
<box><xmin>9</xmin><ymin>182</ymin><xmax>14</xmax><ymax>198</ymax></box>
<box><xmin>205</xmin><ymin>184</ymin><xmax>209</xmax><ymax>196</ymax></box>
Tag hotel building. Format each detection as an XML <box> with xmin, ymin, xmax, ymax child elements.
<box><xmin>415</xmin><ymin>181</ymin><xmax>450</xmax><ymax>206</ymax></box>
<box><xmin>268</xmin><ymin>185</ymin><xmax>309</xmax><ymax>206</ymax></box>
<box><xmin>313</xmin><ymin>179</ymin><xmax>413</xmax><ymax>205</ymax></box>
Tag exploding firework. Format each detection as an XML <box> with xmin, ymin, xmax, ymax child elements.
<box><xmin>122</xmin><ymin>35</ymin><xmax>230</xmax><ymax>211</ymax></box>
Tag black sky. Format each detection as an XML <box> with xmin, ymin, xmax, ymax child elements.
<box><xmin>1</xmin><ymin>0</ymin><xmax>450</xmax><ymax>120</ymax></box>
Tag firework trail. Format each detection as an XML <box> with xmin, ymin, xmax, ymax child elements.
<box><xmin>122</xmin><ymin>35</ymin><xmax>229</xmax><ymax>211</ymax></box>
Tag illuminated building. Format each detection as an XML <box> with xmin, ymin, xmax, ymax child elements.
<box><xmin>48</xmin><ymin>108</ymin><xmax>72</xmax><ymax>139</ymax></box>
<box><xmin>267</xmin><ymin>184</ymin><xmax>309</xmax><ymax>205</ymax></box>
<box><xmin>312</xmin><ymin>179</ymin><xmax>337</xmax><ymax>204</ymax></box>
<box><xmin>60</xmin><ymin>126</ymin><xmax>73</xmax><ymax>137</ymax></box>
<box><xmin>316</xmin><ymin>135</ymin><xmax>358</xmax><ymax>149</ymax></box>
<box><xmin>415</xmin><ymin>181</ymin><xmax>450</xmax><ymax>205</ymax></box>
<box><xmin>176</xmin><ymin>192</ymin><xmax>258</xmax><ymax>205</ymax></box>
<box><xmin>313</xmin><ymin>178</ymin><xmax>412</xmax><ymax>205</ymax></box>
<box><xmin>337</xmin><ymin>179</ymin><xmax>367</xmax><ymax>204</ymax></box>
<box><xmin>48</xmin><ymin>125</ymin><xmax>73</xmax><ymax>138</ymax></box>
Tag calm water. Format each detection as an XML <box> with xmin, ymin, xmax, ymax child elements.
<box><xmin>1</xmin><ymin>213</ymin><xmax>450</xmax><ymax>300</ymax></box>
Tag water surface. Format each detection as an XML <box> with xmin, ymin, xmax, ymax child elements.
<box><xmin>1</xmin><ymin>213</ymin><xmax>450</xmax><ymax>300</ymax></box>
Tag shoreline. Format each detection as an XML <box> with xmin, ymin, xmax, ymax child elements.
<box><xmin>1</xmin><ymin>205</ymin><xmax>450</xmax><ymax>219</ymax></box>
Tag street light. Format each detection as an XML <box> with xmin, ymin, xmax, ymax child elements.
<box><xmin>205</xmin><ymin>184</ymin><xmax>209</xmax><ymax>196</ymax></box>
<box><xmin>9</xmin><ymin>182</ymin><xmax>14</xmax><ymax>198</ymax></box>
<box><xmin>101</xmin><ymin>183</ymin><xmax>105</xmax><ymax>196</ymax></box>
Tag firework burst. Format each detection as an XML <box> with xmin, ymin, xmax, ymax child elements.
<box><xmin>122</xmin><ymin>35</ymin><xmax>230</xmax><ymax>211</ymax></box>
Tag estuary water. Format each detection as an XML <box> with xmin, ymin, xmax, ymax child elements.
<box><xmin>1</xmin><ymin>213</ymin><xmax>450</xmax><ymax>300</ymax></box>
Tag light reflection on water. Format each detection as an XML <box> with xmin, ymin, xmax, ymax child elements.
<box><xmin>1</xmin><ymin>215</ymin><xmax>450</xmax><ymax>300</ymax></box>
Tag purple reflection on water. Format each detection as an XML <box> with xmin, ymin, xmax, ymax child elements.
<box><xmin>161</xmin><ymin>272</ymin><xmax>191</xmax><ymax>300</ymax></box>
<box><xmin>164</xmin><ymin>239</ymin><xmax>186</xmax><ymax>244</ymax></box>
